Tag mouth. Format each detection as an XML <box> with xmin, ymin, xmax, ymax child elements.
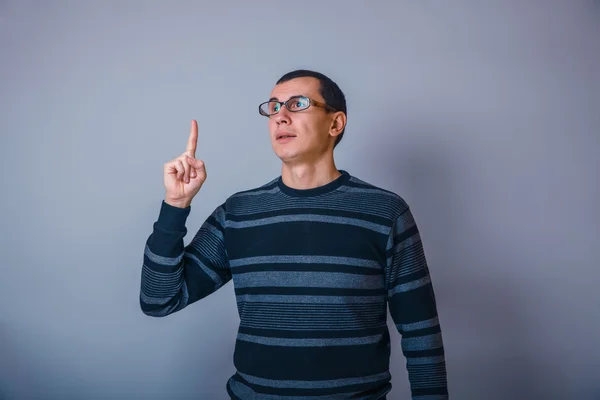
<box><xmin>276</xmin><ymin>133</ymin><xmax>297</xmax><ymax>141</ymax></box>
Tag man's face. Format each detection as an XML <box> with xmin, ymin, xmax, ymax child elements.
<box><xmin>267</xmin><ymin>77</ymin><xmax>337</xmax><ymax>163</ymax></box>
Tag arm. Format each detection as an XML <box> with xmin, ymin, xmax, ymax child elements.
<box><xmin>385</xmin><ymin>205</ymin><xmax>449</xmax><ymax>399</ymax></box>
<box><xmin>140</xmin><ymin>200</ymin><xmax>232</xmax><ymax>317</ymax></box>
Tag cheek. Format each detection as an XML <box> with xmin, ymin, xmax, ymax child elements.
<box><xmin>308</xmin><ymin>120</ymin><xmax>330</xmax><ymax>140</ymax></box>
<box><xmin>268</xmin><ymin>119</ymin><xmax>278</xmax><ymax>134</ymax></box>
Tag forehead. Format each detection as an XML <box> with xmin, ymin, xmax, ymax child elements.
<box><xmin>269</xmin><ymin>77</ymin><xmax>323</xmax><ymax>101</ymax></box>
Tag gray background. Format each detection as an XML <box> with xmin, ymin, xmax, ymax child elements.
<box><xmin>1</xmin><ymin>1</ymin><xmax>599</xmax><ymax>399</ymax></box>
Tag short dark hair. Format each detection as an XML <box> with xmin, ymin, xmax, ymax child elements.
<box><xmin>276</xmin><ymin>69</ymin><xmax>347</xmax><ymax>148</ymax></box>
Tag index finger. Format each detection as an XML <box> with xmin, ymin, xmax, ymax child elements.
<box><xmin>185</xmin><ymin>119</ymin><xmax>198</xmax><ymax>157</ymax></box>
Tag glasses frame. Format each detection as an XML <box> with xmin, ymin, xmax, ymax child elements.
<box><xmin>258</xmin><ymin>95</ymin><xmax>337</xmax><ymax>117</ymax></box>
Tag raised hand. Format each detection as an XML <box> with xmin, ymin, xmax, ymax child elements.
<box><xmin>163</xmin><ymin>120</ymin><xmax>207</xmax><ymax>208</ymax></box>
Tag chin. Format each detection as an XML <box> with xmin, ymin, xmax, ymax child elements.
<box><xmin>273</xmin><ymin>147</ymin><xmax>301</xmax><ymax>163</ymax></box>
<box><xmin>275</xmin><ymin>152</ymin><xmax>298</xmax><ymax>163</ymax></box>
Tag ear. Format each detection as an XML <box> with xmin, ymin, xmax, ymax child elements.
<box><xmin>329</xmin><ymin>111</ymin><xmax>347</xmax><ymax>138</ymax></box>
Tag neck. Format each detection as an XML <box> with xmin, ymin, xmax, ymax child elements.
<box><xmin>280</xmin><ymin>155</ymin><xmax>341</xmax><ymax>190</ymax></box>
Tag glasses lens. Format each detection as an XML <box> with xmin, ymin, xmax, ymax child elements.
<box><xmin>271</xmin><ymin>101</ymin><xmax>282</xmax><ymax>115</ymax></box>
<box><xmin>260</xmin><ymin>101</ymin><xmax>280</xmax><ymax>116</ymax></box>
<box><xmin>288</xmin><ymin>96</ymin><xmax>310</xmax><ymax>112</ymax></box>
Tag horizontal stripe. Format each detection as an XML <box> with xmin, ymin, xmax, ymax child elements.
<box><xmin>406</xmin><ymin>356</ymin><xmax>446</xmax><ymax>365</ymax></box>
<box><xmin>389</xmin><ymin>269</ymin><xmax>429</xmax><ymax>288</ymax></box>
<box><xmin>236</xmin><ymin>294</ymin><xmax>385</xmax><ymax>304</ymax></box>
<box><xmin>140</xmin><ymin>271</ymin><xmax>183</xmax><ymax>289</ymax></box>
<box><xmin>141</xmin><ymin>284</ymin><xmax>180</xmax><ymax>298</ymax></box>
<box><xmin>339</xmin><ymin>183</ymin><xmax>401</xmax><ymax>199</ymax></box>
<box><xmin>407</xmin><ymin>364</ymin><xmax>448</xmax><ymax>389</ymax></box>
<box><xmin>230</xmin><ymin>255</ymin><xmax>382</xmax><ymax>269</ymax></box>
<box><xmin>187</xmin><ymin>228</ymin><xmax>229</xmax><ymax>270</ymax></box>
<box><xmin>239</xmin><ymin>315</ymin><xmax>383</xmax><ymax>324</ymax></box>
<box><xmin>228</xmin><ymin>207</ymin><xmax>391</xmax><ymax>227</ymax></box>
<box><xmin>398</xmin><ymin>316</ymin><xmax>440</xmax><ymax>333</ymax></box>
<box><xmin>140</xmin><ymin>265</ymin><xmax>182</xmax><ymax>296</ymax></box>
<box><xmin>139</xmin><ymin>282</ymin><xmax>189</xmax><ymax>316</ymax></box>
<box><xmin>401</xmin><ymin>325</ymin><xmax>442</xmax><ymax>340</ymax></box>
<box><xmin>401</xmin><ymin>333</ymin><xmax>444</xmax><ymax>351</ymax></box>
<box><xmin>387</xmin><ymin>231</ymin><xmax>422</xmax><ymax>254</ymax></box>
<box><xmin>235</xmin><ymin>286</ymin><xmax>385</xmax><ymax>296</ymax></box>
<box><xmin>188</xmin><ymin>229</ymin><xmax>225</xmax><ymax>257</ymax></box>
<box><xmin>242</xmin><ymin>310</ymin><xmax>383</xmax><ymax>326</ymax></box>
<box><xmin>231</xmin><ymin>198</ymin><xmax>400</xmax><ymax>221</ymax></box>
<box><xmin>386</xmin><ymin>243</ymin><xmax>426</xmax><ymax>276</ymax></box>
<box><xmin>388</xmin><ymin>275</ymin><xmax>431</xmax><ymax>297</ymax></box>
<box><xmin>240</xmin><ymin>322</ymin><xmax>386</xmax><ymax>331</ymax></box>
<box><xmin>232</xmin><ymin>263</ymin><xmax>381</xmax><ymax>276</ymax></box>
<box><xmin>237</xmin><ymin>303</ymin><xmax>383</xmax><ymax>313</ymax></box>
<box><xmin>141</xmin><ymin>263</ymin><xmax>183</xmax><ymax>281</ymax></box>
<box><xmin>198</xmin><ymin>220</ymin><xmax>225</xmax><ymax>241</ymax></box>
<box><xmin>237</xmin><ymin>333</ymin><xmax>383</xmax><ymax>347</ymax></box>
<box><xmin>237</xmin><ymin>301</ymin><xmax>383</xmax><ymax>310</ymax></box>
<box><xmin>237</xmin><ymin>325</ymin><xmax>388</xmax><ymax>339</ymax></box>
<box><xmin>237</xmin><ymin>303</ymin><xmax>384</xmax><ymax>328</ymax></box>
<box><xmin>140</xmin><ymin>290</ymin><xmax>171</xmax><ymax>305</ymax></box>
<box><xmin>234</xmin><ymin>271</ymin><xmax>384</xmax><ymax>289</ymax></box>
<box><xmin>144</xmin><ymin>245</ymin><xmax>182</xmax><ymax>266</ymax></box>
<box><xmin>239</xmin><ymin>308</ymin><xmax>386</xmax><ymax>330</ymax></box>
<box><xmin>226</xmin><ymin>214</ymin><xmax>389</xmax><ymax>234</ymax></box>
<box><xmin>237</xmin><ymin>370</ymin><xmax>390</xmax><ymax>389</ymax></box>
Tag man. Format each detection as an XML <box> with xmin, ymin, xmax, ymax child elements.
<box><xmin>140</xmin><ymin>70</ymin><xmax>449</xmax><ymax>399</ymax></box>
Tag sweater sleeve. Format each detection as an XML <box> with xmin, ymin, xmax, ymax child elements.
<box><xmin>385</xmin><ymin>205</ymin><xmax>449</xmax><ymax>399</ymax></box>
<box><xmin>140</xmin><ymin>200</ymin><xmax>232</xmax><ymax>317</ymax></box>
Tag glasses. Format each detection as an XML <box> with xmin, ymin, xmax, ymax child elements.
<box><xmin>259</xmin><ymin>96</ymin><xmax>337</xmax><ymax>117</ymax></box>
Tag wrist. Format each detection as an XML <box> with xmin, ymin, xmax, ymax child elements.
<box><xmin>164</xmin><ymin>198</ymin><xmax>191</xmax><ymax>209</ymax></box>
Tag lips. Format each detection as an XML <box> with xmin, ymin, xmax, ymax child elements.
<box><xmin>276</xmin><ymin>132</ymin><xmax>297</xmax><ymax>140</ymax></box>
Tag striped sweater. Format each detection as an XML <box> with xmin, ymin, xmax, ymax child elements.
<box><xmin>140</xmin><ymin>170</ymin><xmax>448</xmax><ymax>399</ymax></box>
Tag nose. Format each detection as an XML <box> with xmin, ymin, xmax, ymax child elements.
<box><xmin>275</xmin><ymin>106</ymin><xmax>291</xmax><ymax>125</ymax></box>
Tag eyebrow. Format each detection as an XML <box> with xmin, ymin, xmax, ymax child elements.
<box><xmin>269</xmin><ymin>94</ymin><xmax>304</xmax><ymax>102</ymax></box>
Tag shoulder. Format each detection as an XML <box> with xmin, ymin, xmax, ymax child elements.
<box><xmin>344</xmin><ymin>173</ymin><xmax>411</xmax><ymax>218</ymax></box>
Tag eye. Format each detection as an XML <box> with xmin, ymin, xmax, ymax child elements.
<box><xmin>289</xmin><ymin>97</ymin><xmax>309</xmax><ymax>110</ymax></box>
<box><xmin>296</xmin><ymin>98</ymin><xmax>309</xmax><ymax>107</ymax></box>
